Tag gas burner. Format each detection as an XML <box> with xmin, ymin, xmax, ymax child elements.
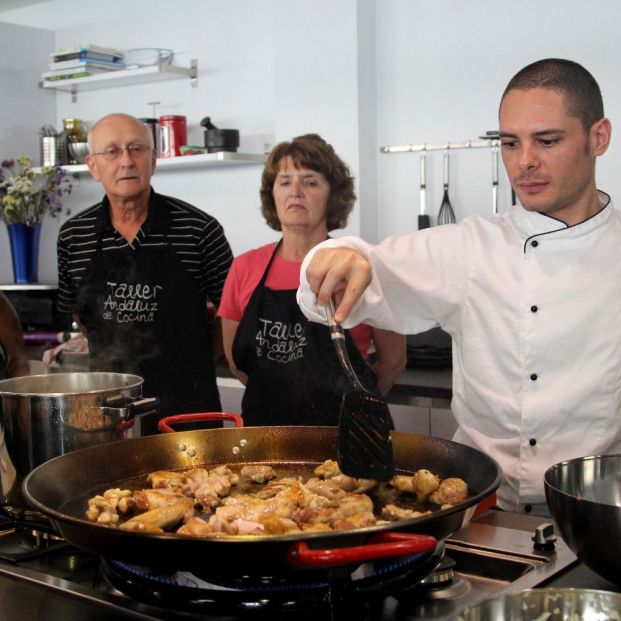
<box><xmin>102</xmin><ymin>543</ymin><xmax>444</xmax><ymax>617</ymax></box>
<box><xmin>0</xmin><ymin>514</ymin><xmax>66</xmax><ymax>562</ymax></box>
<box><xmin>414</xmin><ymin>557</ymin><xmax>471</xmax><ymax>601</ymax></box>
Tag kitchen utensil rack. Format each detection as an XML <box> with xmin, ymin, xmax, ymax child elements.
<box><xmin>382</xmin><ymin>134</ymin><xmax>502</xmax><ymax>217</ymax></box>
<box><xmin>380</xmin><ymin>136</ymin><xmax>499</xmax><ymax>153</ymax></box>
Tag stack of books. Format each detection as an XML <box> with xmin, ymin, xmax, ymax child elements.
<box><xmin>42</xmin><ymin>44</ymin><xmax>125</xmax><ymax>81</ymax></box>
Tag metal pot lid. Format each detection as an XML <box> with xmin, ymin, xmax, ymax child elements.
<box><xmin>0</xmin><ymin>372</ymin><xmax>144</xmax><ymax>396</ymax></box>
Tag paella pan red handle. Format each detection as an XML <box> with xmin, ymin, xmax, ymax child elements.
<box><xmin>287</xmin><ymin>531</ymin><xmax>437</xmax><ymax>568</ymax></box>
<box><xmin>158</xmin><ymin>412</ymin><xmax>244</xmax><ymax>432</ymax></box>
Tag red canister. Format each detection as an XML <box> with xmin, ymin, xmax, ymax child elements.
<box><xmin>159</xmin><ymin>115</ymin><xmax>187</xmax><ymax>158</ymax></box>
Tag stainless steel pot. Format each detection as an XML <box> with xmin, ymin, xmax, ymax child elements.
<box><xmin>460</xmin><ymin>588</ymin><xmax>621</xmax><ymax>620</ymax></box>
<box><xmin>544</xmin><ymin>453</ymin><xmax>621</xmax><ymax>586</ymax></box>
<box><xmin>0</xmin><ymin>372</ymin><xmax>158</xmax><ymax>506</ymax></box>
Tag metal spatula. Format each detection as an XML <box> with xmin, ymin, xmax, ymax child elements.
<box><xmin>418</xmin><ymin>151</ymin><xmax>430</xmax><ymax>230</ymax></box>
<box><xmin>325</xmin><ymin>300</ymin><xmax>395</xmax><ymax>481</ymax></box>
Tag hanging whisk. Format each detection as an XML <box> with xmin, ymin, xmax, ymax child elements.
<box><xmin>437</xmin><ymin>150</ymin><xmax>456</xmax><ymax>225</ymax></box>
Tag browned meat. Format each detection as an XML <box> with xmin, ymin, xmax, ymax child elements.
<box><xmin>381</xmin><ymin>503</ymin><xmax>432</xmax><ymax>521</ymax></box>
<box><xmin>430</xmin><ymin>477</ymin><xmax>468</xmax><ymax>506</ymax></box>
<box><xmin>85</xmin><ymin>461</ymin><xmax>469</xmax><ymax>539</ymax></box>
<box><xmin>240</xmin><ymin>465</ymin><xmax>276</xmax><ymax>483</ymax></box>
<box><xmin>119</xmin><ymin>504</ymin><xmax>186</xmax><ymax>534</ymax></box>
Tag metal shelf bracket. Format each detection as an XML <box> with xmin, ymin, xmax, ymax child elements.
<box><xmin>190</xmin><ymin>58</ymin><xmax>198</xmax><ymax>87</ymax></box>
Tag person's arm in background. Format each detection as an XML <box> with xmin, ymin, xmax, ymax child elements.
<box><xmin>72</xmin><ymin>312</ymin><xmax>87</xmax><ymax>336</ymax></box>
<box><xmin>0</xmin><ymin>293</ymin><xmax>29</xmax><ymax>377</ymax></box>
<box><xmin>221</xmin><ymin>318</ymin><xmax>248</xmax><ymax>385</ymax></box>
<box><xmin>370</xmin><ymin>328</ymin><xmax>406</xmax><ymax>396</ymax></box>
<box><xmin>199</xmin><ymin>218</ymin><xmax>234</xmax><ymax>369</ymax></box>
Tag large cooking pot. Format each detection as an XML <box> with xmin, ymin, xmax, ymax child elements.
<box><xmin>545</xmin><ymin>453</ymin><xmax>621</xmax><ymax>586</ymax></box>
<box><xmin>22</xmin><ymin>427</ymin><xmax>501</xmax><ymax>574</ymax></box>
<box><xmin>0</xmin><ymin>372</ymin><xmax>158</xmax><ymax>506</ymax></box>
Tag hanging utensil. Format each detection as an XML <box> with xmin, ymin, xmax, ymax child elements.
<box><xmin>492</xmin><ymin>143</ymin><xmax>499</xmax><ymax>215</ymax></box>
<box><xmin>325</xmin><ymin>300</ymin><xmax>395</xmax><ymax>481</ymax></box>
<box><xmin>437</xmin><ymin>150</ymin><xmax>456</xmax><ymax>225</ymax></box>
<box><xmin>418</xmin><ymin>151</ymin><xmax>430</xmax><ymax>230</ymax></box>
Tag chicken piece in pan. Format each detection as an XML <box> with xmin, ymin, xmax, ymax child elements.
<box><xmin>119</xmin><ymin>504</ymin><xmax>187</xmax><ymax>534</ymax></box>
<box><xmin>391</xmin><ymin>469</ymin><xmax>440</xmax><ymax>503</ymax></box>
<box><xmin>430</xmin><ymin>477</ymin><xmax>468</xmax><ymax>506</ymax></box>
<box><xmin>381</xmin><ymin>503</ymin><xmax>432</xmax><ymax>521</ymax></box>
<box><xmin>85</xmin><ymin>488</ymin><xmax>131</xmax><ymax>525</ymax></box>
<box><xmin>240</xmin><ymin>464</ymin><xmax>276</xmax><ymax>483</ymax></box>
<box><xmin>314</xmin><ymin>459</ymin><xmax>378</xmax><ymax>494</ymax></box>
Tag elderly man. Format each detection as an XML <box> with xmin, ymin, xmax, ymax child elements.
<box><xmin>298</xmin><ymin>59</ymin><xmax>619</xmax><ymax>515</ymax></box>
<box><xmin>57</xmin><ymin>113</ymin><xmax>233</xmax><ymax>433</ymax></box>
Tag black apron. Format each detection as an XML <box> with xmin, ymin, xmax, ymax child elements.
<box><xmin>75</xmin><ymin>211</ymin><xmax>221</xmax><ymax>435</ymax></box>
<box><xmin>232</xmin><ymin>241</ymin><xmax>377</xmax><ymax>426</ymax></box>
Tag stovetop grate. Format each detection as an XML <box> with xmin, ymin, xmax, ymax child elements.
<box><xmin>101</xmin><ymin>542</ymin><xmax>444</xmax><ymax>616</ymax></box>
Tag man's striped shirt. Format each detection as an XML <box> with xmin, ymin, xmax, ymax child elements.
<box><xmin>57</xmin><ymin>191</ymin><xmax>233</xmax><ymax>313</ymax></box>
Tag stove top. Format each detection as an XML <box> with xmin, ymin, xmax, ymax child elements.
<box><xmin>0</xmin><ymin>511</ymin><xmax>617</xmax><ymax>621</ymax></box>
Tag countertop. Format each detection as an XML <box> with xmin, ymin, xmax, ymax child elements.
<box><xmin>386</xmin><ymin>366</ymin><xmax>452</xmax><ymax>407</ymax></box>
<box><xmin>216</xmin><ymin>362</ymin><xmax>453</xmax><ymax>408</ymax></box>
<box><xmin>41</xmin><ymin>353</ymin><xmax>454</xmax><ymax>409</ymax></box>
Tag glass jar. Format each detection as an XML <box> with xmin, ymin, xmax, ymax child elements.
<box><xmin>62</xmin><ymin>118</ymin><xmax>87</xmax><ymax>164</ymax></box>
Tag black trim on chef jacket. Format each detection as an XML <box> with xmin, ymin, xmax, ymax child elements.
<box><xmin>521</xmin><ymin>191</ymin><xmax>611</xmax><ymax>253</ymax></box>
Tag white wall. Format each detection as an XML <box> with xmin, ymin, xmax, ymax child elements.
<box><xmin>0</xmin><ymin>0</ymin><xmax>365</xmax><ymax>284</ymax></box>
<box><xmin>375</xmin><ymin>0</ymin><xmax>621</xmax><ymax>238</ymax></box>
<box><xmin>0</xmin><ymin>21</ymin><xmax>55</xmax><ymax>283</ymax></box>
<box><xmin>1</xmin><ymin>0</ymin><xmax>620</xmax><ymax>284</ymax></box>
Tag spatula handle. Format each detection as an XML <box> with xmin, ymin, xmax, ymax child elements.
<box><xmin>325</xmin><ymin>299</ymin><xmax>365</xmax><ymax>392</ymax></box>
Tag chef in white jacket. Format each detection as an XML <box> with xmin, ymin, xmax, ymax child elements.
<box><xmin>297</xmin><ymin>58</ymin><xmax>620</xmax><ymax>514</ymax></box>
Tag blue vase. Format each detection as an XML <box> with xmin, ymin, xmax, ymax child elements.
<box><xmin>6</xmin><ymin>223</ymin><xmax>41</xmax><ymax>283</ymax></box>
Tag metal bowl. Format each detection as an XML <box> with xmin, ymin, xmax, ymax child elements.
<box><xmin>68</xmin><ymin>141</ymin><xmax>89</xmax><ymax>164</ymax></box>
<box><xmin>459</xmin><ymin>588</ymin><xmax>621</xmax><ymax>620</ymax></box>
<box><xmin>545</xmin><ymin>454</ymin><xmax>621</xmax><ymax>586</ymax></box>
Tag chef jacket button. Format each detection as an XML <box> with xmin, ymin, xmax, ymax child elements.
<box><xmin>529</xmin><ymin>438</ymin><xmax>537</xmax><ymax>446</ymax></box>
<box><xmin>525</xmin><ymin>504</ymin><xmax>532</xmax><ymax>513</ymax></box>
<box><xmin>530</xmin><ymin>305</ymin><xmax>538</xmax><ymax>312</ymax></box>
<box><xmin>531</xmin><ymin>240</ymin><xmax>539</xmax><ymax>247</ymax></box>
<box><xmin>530</xmin><ymin>373</ymin><xmax>538</xmax><ymax>381</ymax></box>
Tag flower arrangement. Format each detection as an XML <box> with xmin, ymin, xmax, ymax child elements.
<box><xmin>0</xmin><ymin>155</ymin><xmax>73</xmax><ymax>226</ymax></box>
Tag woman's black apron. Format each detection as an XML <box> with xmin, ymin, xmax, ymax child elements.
<box><xmin>75</xmin><ymin>225</ymin><xmax>221</xmax><ymax>434</ymax></box>
<box><xmin>232</xmin><ymin>241</ymin><xmax>377</xmax><ymax>426</ymax></box>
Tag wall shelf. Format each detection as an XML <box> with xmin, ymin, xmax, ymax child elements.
<box><xmin>33</xmin><ymin>151</ymin><xmax>266</xmax><ymax>175</ymax></box>
<box><xmin>39</xmin><ymin>60</ymin><xmax>198</xmax><ymax>102</ymax></box>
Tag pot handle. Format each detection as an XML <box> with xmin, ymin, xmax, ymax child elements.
<box><xmin>126</xmin><ymin>397</ymin><xmax>160</xmax><ymax>418</ymax></box>
<box><xmin>101</xmin><ymin>397</ymin><xmax>160</xmax><ymax>429</ymax></box>
<box><xmin>157</xmin><ymin>412</ymin><xmax>244</xmax><ymax>433</ymax></box>
<box><xmin>287</xmin><ymin>531</ymin><xmax>437</xmax><ymax>569</ymax></box>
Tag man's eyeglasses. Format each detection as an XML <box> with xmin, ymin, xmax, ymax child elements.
<box><xmin>90</xmin><ymin>144</ymin><xmax>153</xmax><ymax>161</ymax></box>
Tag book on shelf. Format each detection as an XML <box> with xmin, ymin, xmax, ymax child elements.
<box><xmin>52</xmin><ymin>44</ymin><xmax>123</xmax><ymax>58</ymax></box>
<box><xmin>42</xmin><ymin>65</ymin><xmax>121</xmax><ymax>80</ymax></box>
<box><xmin>50</xmin><ymin>57</ymin><xmax>126</xmax><ymax>71</ymax></box>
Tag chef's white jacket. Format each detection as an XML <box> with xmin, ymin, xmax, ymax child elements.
<box><xmin>298</xmin><ymin>192</ymin><xmax>621</xmax><ymax>512</ymax></box>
